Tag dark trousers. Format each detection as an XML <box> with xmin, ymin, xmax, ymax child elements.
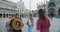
<box><xmin>12</xmin><ymin>29</ymin><xmax>22</xmax><ymax>32</ymax></box>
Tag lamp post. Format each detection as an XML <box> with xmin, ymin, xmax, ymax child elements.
<box><xmin>44</xmin><ymin>0</ymin><xmax>45</xmax><ymax>10</ymax></box>
<box><xmin>30</xmin><ymin>0</ymin><xmax>31</xmax><ymax>11</ymax></box>
<box><xmin>44</xmin><ymin>0</ymin><xmax>46</xmax><ymax>13</ymax></box>
<box><xmin>17</xmin><ymin>0</ymin><xmax>21</xmax><ymax>18</ymax></box>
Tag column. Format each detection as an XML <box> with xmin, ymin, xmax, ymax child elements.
<box><xmin>2</xmin><ymin>13</ymin><xmax>3</xmax><ymax>19</ymax></box>
<box><xmin>8</xmin><ymin>13</ymin><xmax>9</xmax><ymax>18</ymax></box>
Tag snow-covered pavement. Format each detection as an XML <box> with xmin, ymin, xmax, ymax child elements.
<box><xmin>0</xmin><ymin>17</ymin><xmax>60</xmax><ymax>32</ymax></box>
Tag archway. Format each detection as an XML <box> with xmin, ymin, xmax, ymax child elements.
<box><xmin>48</xmin><ymin>8</ymin><xmax>55</xmax><ymax>17</ymax></box>
<box><xmin>3</xmin><ymin>14</ymin><xmax>5</xmax><ymax>18</ymax></box>
<box><xmin>58</xmin><ymin>9</ymin><xmax>60</xmax><ymax>15</ymax></box>
<box><xmin>0</xmin><ymin>13</ymin><xmax>2</xmax><ymax>18</ymax></box>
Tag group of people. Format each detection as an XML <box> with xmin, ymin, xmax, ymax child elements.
<box><xmin>5</xmin><ymin>9</ymin><xmax>51</xmax><ymax>32</ymax></box>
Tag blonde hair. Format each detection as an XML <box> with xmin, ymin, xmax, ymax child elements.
<box><xmin>29</xmin><ymin>13</ymin><xmax>32</xmax><ymax>16</ymax></box>
<box><xmin>15</xmin><ymin>13</ymin><xmax>19</xmax><ymax>17</ymax></box>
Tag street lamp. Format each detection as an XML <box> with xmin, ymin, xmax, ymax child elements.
<box><xmin>44</xmin><ymin>0</ymin><xmax>46</xmax><ymax>13</ymax></box>
<box><xmin>30</xmin><ymin>0</ymin><xmax>31</xmax><ymax>11</ymax></box>
<box><xmin>44</xmin><ymin>0</ymin><xmax>46</xmax><ymax>10</ymax></box>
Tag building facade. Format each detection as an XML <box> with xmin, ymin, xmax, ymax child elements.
<box><xmin>36</xmin><ymin>0</ymin><xmax>60</xmax><ymax>17</ymax></box>
<box><xmin>17</xmin><ymin>0</ymin><xmax>26</xmax><ymax>18</ymax></box>
<box><xmin>0</xmin><ymin>0</ymin><xmax>17</xmax><ymax>18</ymax></box>
<box><xmin>17</xmin><ymin>0</ymin><xmax>31</xmax><ymax>18</ymax></box>
<box><xmin>33</xmin><ymin>3</ymin><xmax>47</xmax><ymax>17</ymax></box>
<box><xmin>47</xmin><ymin>0</ymin><xmax>60</xmax><ymax>17</ymax></box>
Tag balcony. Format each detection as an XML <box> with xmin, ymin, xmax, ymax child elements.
<box><xmin>0</xmin><ymin>8</ymin><xmax>17</xmax><ymax>14</ymax></box>
<box><xmin>0</xmin><ymin>0</ymin><xmax>17</xmax><ymax>10</ymax></box>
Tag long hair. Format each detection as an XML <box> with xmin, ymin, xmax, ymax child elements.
<box><xmin>15</xmin><ymin>13</ymin><xmax>22</xmax><ymax>20</ymax></box>
<box><xmin>38</xmin><ymin>9</ymin><xmax>46</xmax><ymax>21</ymax></box>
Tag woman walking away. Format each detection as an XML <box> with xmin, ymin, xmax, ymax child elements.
<box><xmin>36</xmin><ymin>9</ymin><xmax>50</xmax><ymax>32</ymax></box>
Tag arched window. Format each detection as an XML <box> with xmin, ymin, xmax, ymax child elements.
<box><xmin>48</xmin><ymin>8</ymin><xmax>55</xmax><ymax>12</ymax></box>
<box><xmin>48</xmin><ymin>2</ymin><xmax>56</xmax><ymax>8</ymax></box>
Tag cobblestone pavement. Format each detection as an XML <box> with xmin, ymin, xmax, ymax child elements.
<box><xmin>0</xmin><ymin>17</ymin><xmax>60</xmax><ymax>32</ymax></box>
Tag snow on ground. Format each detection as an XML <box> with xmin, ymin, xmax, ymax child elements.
<box><xmin>0</xmin><ymin>17</ymin><xmax>60</xmax><ymax>32</ymax></box>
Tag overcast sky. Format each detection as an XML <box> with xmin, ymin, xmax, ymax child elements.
<box><xmin>7</xmin><ymin>0</ymin><xmax>50</xmax><ymax>10</ymax></box>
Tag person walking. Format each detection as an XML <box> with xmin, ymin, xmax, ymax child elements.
<box><xmin>27</xmin><ymin>13</ymin><xmax>34</xmax><ymax>32</ymax></box>
<box><xmin>5</xmin><ymin>16</ymin><xmax>12</xmax><ymax>32</ymax></box>
<box><xmin>36</xmin><ymin>9</ymin><xmax>50</xmax><ymax>32</ymax></box>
